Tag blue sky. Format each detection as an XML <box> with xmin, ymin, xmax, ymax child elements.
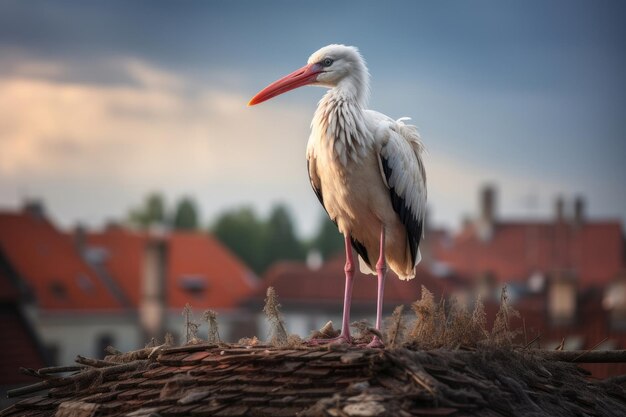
<box><xmin>0</xmin><ymin>0</ymin><xmax>624</xmax><ymax>235</ymax></box>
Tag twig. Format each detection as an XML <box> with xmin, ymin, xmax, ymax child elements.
<box><xmin>530</xmin><ymin>348</ymin><xmax>626</xmax><ymax>363</ymax></box>
<box><xmin>7</xmin><ymin>377</ymin><xmax>72</xmax><ymax>398</ymax></box>
<box><xmin>38</xmin><ymin>365</ymin><xmax>87</xmax><ymax>375</ymax></box>
<box><xmin>19</xmin><ymin>367</ymin><xmax>48</xmax><ymax>379</ymax></box>
<box><xmin>572</xmin><ymin>337</ymin><xmax>609</xmax><ymax>362</ymax></box>
<box><xmin>386</xmin><ymin>351</ymin><xmax>438</xmax><ymax>398</ymax></box>
<box><xmin>75</xmin><ymin>355</ymin><xmax>118</xmax><ymax>368</ymax></box>
<box><xmin>523</xmin><ymin>334</ymin><xmax>541</xmax><ymax>350</ymax></box>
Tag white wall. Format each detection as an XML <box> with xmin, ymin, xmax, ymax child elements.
<box><xmin>34</xmin><ymin>312</ymin><xmax>141</xmax><ymax>366</ymax></box>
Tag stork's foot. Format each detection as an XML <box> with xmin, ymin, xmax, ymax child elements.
<box><xmin>366</xmin><ymin>336</ymin><xmax>385</xmax><ymax>349</ymax></box>
<box><xmin>307</xmin><ymin>334</ymin><xmax>352</xmax><ymax>346</ymax></box>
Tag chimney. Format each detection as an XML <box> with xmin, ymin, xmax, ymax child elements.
<box><xmin>477</xmin><ymin>185</ymin><xmax>496</xmax><ymax>241</ymax></box>
<box><xmin>73</xmin><ymin>224</ymin><xmax>86</xmax><ymax>254</ymax></box>
<box><xmin>22</xmin><ymin>199</ymin><xmax>46</xmax><ymax>219</ymax></box>
<box><xmin>139</xmin><ymin>236</ymin><xmax>168</xmax><ymax>341</ymax></box>
<box><xmin>547</xmin><ymin>270</ymin><xmax>577</xmax><ymax>326</ymax></box>
<box><xmin>573</xmin><ymin>196</ymin><xmax>585</xmax><ymax>227</ymax></box>
<box><xmin>554</xmin><ymin>196</ymin><xmax>565</xmax><ymax>223</ymax></box>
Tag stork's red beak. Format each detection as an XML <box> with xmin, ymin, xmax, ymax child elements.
<box><xmin>248</xmin><ymin>63</ymin><xmax>321</xmax><ymax>106</ymax></box>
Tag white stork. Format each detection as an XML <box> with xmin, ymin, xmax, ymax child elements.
<box><xmin>248</xmin><ymin>44</ymin><xmax>426</xmax><ymax>347</ymax></box>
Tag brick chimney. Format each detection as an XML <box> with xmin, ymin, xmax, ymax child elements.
<box><xmin>477</xmin><ymin>185</ymin><xmax>496</xmax><ymax>241</ymax></box>
<box><xmin>139</xmin><ymin>236</ymin><xmax>168</xmax><ymax>341</ymax></box>
<box><xmin>22</xmin><ymin>199</ymin><xmax>46</xmax><ymax>219</ymax></box>
<box><xmin>554</xmin><ymin>196</ymin><xmax>565</xmax><ymax>223</ymax></box>
<box><xmin>573</xmin><ymin>196</ymin><xmax>585</xmax><ymax>228</ymax></box>
<box><xmin>73</xmin><ymin>224</ymin><xmax>86</xmax><ymax>254</ymax></box>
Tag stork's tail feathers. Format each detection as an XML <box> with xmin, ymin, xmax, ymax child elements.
<box><xmin>357</xmin><ymin>249</ymin><xmax>422</xmax><ymax>281</ymax></box>
<box><xmin>358</xmin><ymin>256</ymin><xmax>375</xmax><ymax>275</ymax></box>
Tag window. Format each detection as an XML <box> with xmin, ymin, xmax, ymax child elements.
<box><xmin>179</xmin><ymin>275</ymin><xmax>209</xmax><ymax>297</ymax></box>
<box><xmin>49</xmin><ymin>281</ymin><xmax>68</xmax><ymax>300</ymax></box>
<box><xmin>96</xmin><ymin>333</ymin><xmax>115</xmax><ymax>359</ymax></box>
<box><xmin>45</xmin><ymin>343</ymin><xmax>60</xmax><ymax>366</ymax></box>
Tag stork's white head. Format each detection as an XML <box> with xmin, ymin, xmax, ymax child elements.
<box><xmin>248</xmin><ymin>44</ymin><xmax>369</xmax><ymax>106</ymax></box>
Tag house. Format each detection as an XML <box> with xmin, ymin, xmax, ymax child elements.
<box><xmin>428</xmin><ymin>186</ymin><xmax>626</xmax><ymax>377</ymax></box>
<box><xmin>86</xmin><ymin>226</ymin><xmax>258</xmax><ymax>343</ymax></box>
<box><xmin>432</xmin><ymin>187</ymin><xmax>624</xmax><ymax>290</ymax></box>
<box><xmin>0</xmin><ymin>203</ymin><xmax>139</xmax><ymax>368</ymax></box>
<box><xmin>0</xmin><ymin>202</ymin><xmax>257</xmax><ymax>380</ymax></box>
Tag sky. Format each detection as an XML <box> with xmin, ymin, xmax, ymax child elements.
<box><xmin>0</xmin><ymin>0</ymin><xmax>624</xmax><ymax>237</ymax></box>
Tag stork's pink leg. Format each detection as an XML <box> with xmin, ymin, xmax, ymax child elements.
<box><xmin>309</xmin><ymin>235</ymin><xmax>355</xmax><ymax>345</ymax></box>
<box><xmin>339</xmin><ymin>234</ymin><xmax>356</xmax><ymax>341</ymax></box>
<box><xmin>368</xmin><ymin>227</ymin><xmax>386</xmax><ymax>348</ymax></box>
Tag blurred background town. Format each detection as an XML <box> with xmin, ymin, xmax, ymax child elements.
<box><xmin>0</xmin><ymin>0</ymin><xmax>625</xmax><ymax>400</ymax></box>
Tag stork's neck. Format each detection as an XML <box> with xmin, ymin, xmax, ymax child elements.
<box><xmin>312</xmin><ymin>78</ymin><xmax>371</xmax><ymax>166</ymax></box>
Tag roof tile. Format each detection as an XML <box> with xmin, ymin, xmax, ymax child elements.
<box><xmin>0</xmin><ymin>212</ymin><xmax>122</xmax><ymax>310</ymax></box>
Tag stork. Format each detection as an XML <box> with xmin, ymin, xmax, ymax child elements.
<box><xmin>248</xmin><ymin>45</ymin><xmax>426</xmax><ymax>347</ymax></box>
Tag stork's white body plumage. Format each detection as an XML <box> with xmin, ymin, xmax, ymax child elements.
<box><xmin>249</xmin><ymin>44</ymin><xmax>426</xmax><ymax>346</ymax></box>
<box><xmin>308</xmin><ymin>102</ymin><xmax>426</xmax><ymax>280</ymax></box>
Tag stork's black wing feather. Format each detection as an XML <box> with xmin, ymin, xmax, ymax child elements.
<box><xmin>307</xmin><ymin>159</ymin><xmax>326</xmax><ymax>215</ymax></box>
<box><xmin>379</xmin><ymin>155</ymin><xmax>423</xmax><ymax>266</ymax></box>
<box><xmin>350</xmin><ymin>237</ymin><xmax>371</xmax><ymax>268</ymax></box>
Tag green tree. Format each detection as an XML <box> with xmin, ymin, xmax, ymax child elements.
<box><xmin>311</xmin><ymin>214</ymin><xmax>344</xmax><ymax>259</ymax></box>
<box><xmin>172</xmin><ymin>197</ymin><xmax>199</xmax><ymax>230</ymax></box>
<box><xmin>264</xmin><ymin>204</ymin><xmax>306</xmax><ymax>268</ymax></box>
<box><xmin>128</xmin><ymin>192</ymin><xmax>166</xmax><ymax>229</ymax></box>
<box><xmin>212</xmin><ymin>207</ymin><xmax>267</xmax><ymax>274</ymax></box>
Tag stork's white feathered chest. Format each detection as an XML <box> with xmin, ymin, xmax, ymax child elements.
<box><xmin>306</xmin><ymin>92</ymin><xmax>391</xmax><ymax>235</ymax></box>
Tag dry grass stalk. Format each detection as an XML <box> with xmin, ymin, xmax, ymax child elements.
<box><xmin>443</xmin><ymin>297</ymin><xmax>473</xmax><ymax>347</ymax></box>
<box><xmin>490</xmin><ymin>286</ymin><xmax>521</xmax><ymax>347</ymax></box>
<box><xmin>407</xmin><ymin>287</ymin><xmax>519</xmax><ymax>349</ymax></box>
<box><xmin>385</xmin><ymin>305</ymin><xmax>406</xmax><ymax>349</ymax></box>
<box><xmin>263</xmin><ymin>287</ymin><xmax>288</xmax><ymax>346</ymax></box>
<box><xmin>182</xmin><ymin>303</ymin><xmax>201</xmax><ymax>344</ymax></box>
<box><xmin>471</xmin><ymin>294</ymin><xmax>488</xmax><ymax>341</ymax></box>
<box><xmin>203</xmin><ymin>309</ymin><xmax>221</xmax><ymax>344</ymax></box>
<box><xmin>410</xmin><ymin>286</ymin><xmax>437</xmax><ymax>348</ymax></box>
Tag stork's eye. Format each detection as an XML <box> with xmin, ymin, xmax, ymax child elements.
<box><xmin>322</xmin><ymin>58</ymin><xmax>333</xmax><ymax>67</ymax></box>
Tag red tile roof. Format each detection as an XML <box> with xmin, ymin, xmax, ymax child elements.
<box><xmin>87</xmin><ymin>229</ymin><xmax>257</xmax><ymax>310</ymax></box>
<box><xmin>0</xmin><ymin>212</ymin><xmax>122</xmax><ymax>311</ymax></box>
<box><xmin>433</xmin><ymin>221</ymin><xmax>624</xmax><ymax>289</ymax></box>
<box><xmin>166</xmin><ymin>232</ymin><xmax>257</xmax><ymax>309</ymax></box>
<box><xmin>87</xmin><ymin>228</ymin><xmax>147</xmax><ymax>307</ymax></box>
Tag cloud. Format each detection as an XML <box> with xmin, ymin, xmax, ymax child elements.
<box><xmin>0</xmin><ymin>57</ymin><xmax>311</xmax><ymax>183</ymax></box>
